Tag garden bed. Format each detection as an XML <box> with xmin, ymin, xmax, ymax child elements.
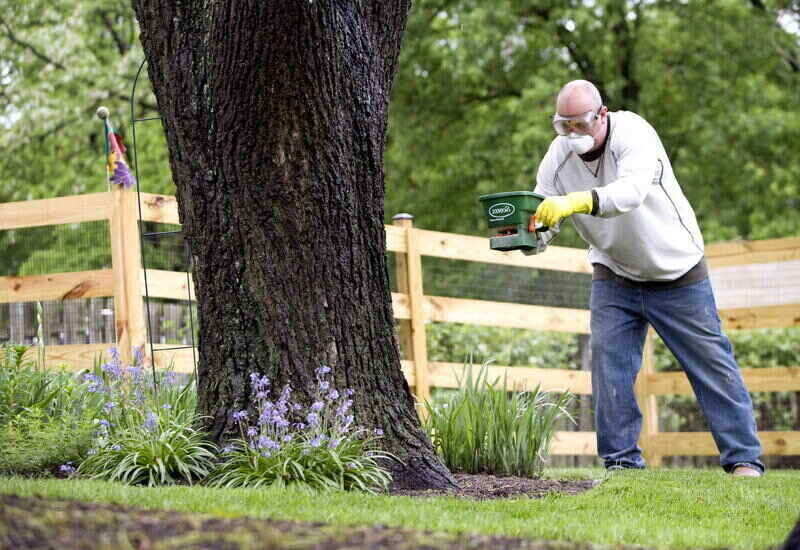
<box><xmin>391</xmin><ymin>472</ymin><xmax>599</xmax><ymax>500</ymax></box>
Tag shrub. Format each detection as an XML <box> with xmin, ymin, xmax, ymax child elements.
<box><xmin>210</xmin><ymin>367</ymin><xmax>394</xmax><ymax>493</ymax></box>
<box><xmin>423</xmin><ymin>362</ymin><xmax>574</xmax><ymax>477</ymax></box>
<box><xmin>76</xmin><ymin>348</ymin><xmax>216</xmax><ymax>486</ymax></box>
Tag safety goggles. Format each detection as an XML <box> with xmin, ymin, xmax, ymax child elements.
<box><xmin>552</xmin><ymin>109</ymin><xmax>601</xmax><ymax>136</ymax></box>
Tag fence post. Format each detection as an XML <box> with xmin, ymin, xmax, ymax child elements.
<box><xmin>392</xmin><ymin>213</ymin><xmax>430</xmax><ymax>418</ymax></box>
<box><xmin>636</xmin><ymin>329</ymin><xmax>662</xmax><ymax>467</ymax></box>
<box><xmin>109</xmin><ymin>186</ymin><xmax>147</xmax><ymax>366</ymax></box>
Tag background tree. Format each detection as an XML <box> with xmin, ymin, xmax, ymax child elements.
<box><xmin>384</xmin><ymin>0</ymin><xmax>800</xmax><ymax>243</ymax></box>
<box><xmin>131</xmin><ymin>1</ymin><xmax>456</xmax><ymax>489</ymax></box>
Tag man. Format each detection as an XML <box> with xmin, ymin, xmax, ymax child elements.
<box><xmin>529</xmin><ymin>80</ymin><xmax>764</xmax><ymax>477</ymax></box>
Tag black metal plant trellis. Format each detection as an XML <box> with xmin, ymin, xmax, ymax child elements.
<box><xmin>129</xmin><ymin>59</ymin><xmax>198</xmax><ymax>388</ymax></box>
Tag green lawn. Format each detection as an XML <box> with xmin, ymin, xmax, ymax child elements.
<box><xmin>1</xmin><ymin>468</ymin><xmax>798</xmax><ymax>549</ymax></box>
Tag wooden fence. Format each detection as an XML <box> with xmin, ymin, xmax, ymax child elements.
<box><xmin>1</xmin><ymin>187</ymin><xmax>800</xmax><ymax>464</ymax></box>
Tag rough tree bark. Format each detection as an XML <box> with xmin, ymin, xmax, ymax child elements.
<box><xmin>133</xmin><ymin>1</ymin><xmax>456</xmax><ymax>490</ymax></box>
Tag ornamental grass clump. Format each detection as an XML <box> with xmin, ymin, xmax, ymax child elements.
<box><xmin>423</xmin><ymin>362</ymin><xmax>574</xmax><ymax>478</ymax></box>
<box><xmin>76</xmin><ymin>348</ymin><xmax>216</xmax><ymax>486</ymax></box>
<box><xmin>210</xmin><ymin>366</ymin><xmax>394</xmax><ymax>493</ymax></box>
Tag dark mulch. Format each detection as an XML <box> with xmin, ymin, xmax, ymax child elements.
<box><xmin>390</xmin><ymin>473</ymin><xmax>600</xmax><ymax>500</ymax></box>
<box><xmin>0</xmin><ymin>474</ymin><xmax>606</xmax><ymax>549</ymax></box>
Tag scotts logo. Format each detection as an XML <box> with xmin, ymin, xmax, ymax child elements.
<box><xmin>489</xmin><ymin>203</ymin><xmax>515</xmax><ymax>219</ymax></box>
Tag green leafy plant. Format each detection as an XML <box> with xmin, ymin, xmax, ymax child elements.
<box><xmin>0</xmin><ymin>407</ymin><xmax>95</xmax><ymax>475</ymax></box>
<box><xmin>0</xmin><ymin>345</ymin><xmax>59</xmax><ymax>425</ymax></box>
<box><xmin>423</xmin><ymin>362</ymin><xmax>574</xmax><ymax>477</ymax></box>
<box><xmin>210</xmin><ymin>368</ymin><xmax>394</xmax><ymax>493</ymax></box>
<box><xmin>76</xmin><ymin>348</ymin><xmax>216</xmax><ymax>486</ymax></box>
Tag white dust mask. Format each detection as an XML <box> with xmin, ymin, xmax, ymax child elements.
<box><xmin>566</xmin><ymin>133</ymin><xmax>595</xmax><ymax>155</ymax></box>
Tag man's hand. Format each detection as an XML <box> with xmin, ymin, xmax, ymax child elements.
<box><xmin>533</xmin><ymin>191</ymin><xmax>593</xmax><ymax>228</ymax></box>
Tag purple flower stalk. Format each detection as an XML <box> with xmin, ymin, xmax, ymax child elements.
<box><xmin>59</xmin><ymin>464</ymin><xmax>76</xmax><ymax>475</ymax></box>
<box><xmin>232</xmin><ymin>410</ymin><xmax>249</xmax><ymax>422</ymax></box>
<box><xmin>143</xmin><ymin>411</ymin><xmax>158</xmax><ymax>431</ymax></box>
<box><xmin>316</xmin><ymin>366</ymin><xmax>331</xmax><ymax>376</ymax></box>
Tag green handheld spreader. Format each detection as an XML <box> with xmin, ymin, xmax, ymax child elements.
<box><xmin>478</xmin><ymin>191</ymin><xmax>548</xmax><ymax>252</ymax></box>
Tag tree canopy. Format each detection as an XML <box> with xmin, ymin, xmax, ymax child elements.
<box><xmin>2</xmin><ymin>0</ymin><xmax>799</xmax><ymax>275</ymax></box>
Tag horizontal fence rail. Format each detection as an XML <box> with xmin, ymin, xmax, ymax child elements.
<box><xmin>3</xmin><ymin>190</ymin><xmax>800</xmax><ymax>463</ymax></box>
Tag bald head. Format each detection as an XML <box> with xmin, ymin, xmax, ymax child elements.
<box><xmin>556</xmin><ymin>80</ymin><xmax>602</xmax><ymax>117</ymax></box>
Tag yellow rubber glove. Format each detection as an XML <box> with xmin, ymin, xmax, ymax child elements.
<box><xmin>534</xmin><ymin>191</ymin><xmax>593</xmax><ymax>228</ymax></box>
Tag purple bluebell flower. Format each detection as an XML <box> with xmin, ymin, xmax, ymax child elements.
<box><xmin>316</xmin><ymin>366</ymin><xmax>331</xmax><ymax>376</ymax></box>
<box><xmin>133</xmin><ymin>346</ymin><xmax>144</xmax><ymax>366</ymax></box>
<box><xmin>346</xmin><ymin>461</ymin><xmax>357</xmax><ymax>469</ymax></box>
<box><xmin>292</xmin><ymin>403</ymin><xmax>302</xmax><ymax>411</ymax></box>
<box><xmin>111</xmin><ymin>444</ymin><xmax>122</xmax><ymax>451</ymax></box>
<box><xmin>162</xmin><ymin>370</ymin><xmax>176</xmax><ymax>385</ymax></box>
<box><xmin>101</xmin><ymin>361</ymin><xmax>122</xmax><ymax>379</ymax></box>
<box><xmin>258</xmin><ymin>436</ymin><xmax>279</xmax><ymax>450</ymax></box>
<box><xmin>261</xmin><ymin>451</ymin><xmax>272</xmax><ymax>458</ymax></box>
<box><xmin>98</xmin><ymin>419</ymin><xmax>111</xmax><ymax>428</ymax></box>
<box><xmin>306</xmin><ymin>412</ymin><xmax>320</xmax><ymax>426</ymax></box>
<box><xmin>311</xmin><ymin>401</ymin><xmax>324</xmax><ymax>412</ymax></box>
<box><xmin>373</xmin><ymin>428</ymin><xmax>384</xmax><ymax>436</ymax></box>
<box><xmin>250</xmin><ymin>372</ymin><xmax>270</xmax><ymax>390</ymax></box>
<box><xmin>247</xmin><ymin>427</ymin><xmax>258</xmax><ymax>437</ymax></box>
<box><xmin>59</xmin><ymin>463</ymin><xmax>76</xmax><ymax>475</ymax></box>
<box><xmin>256</xmin><ymin>391</ymin><xmax>268</xmax><ymax>399</ymax></box>
<box><xmin>318</xmin><ymin>381</ymin><xmax>330</xmax><ymax>391</ymax></box>
<box><xmin>294</xmin><ymin>422</ymin><xmax>307</xmax><ymax>430</ymax></box>
<box><xmin>162</xmin><ymin>404</ymin><xmax>172</xmax><ymax>410</ymax></box>
<box><xmin>103</xmin><ymin>401</ymin><xmax>117</xmax><ymax>413</ymax></box>
<box><xmin>344</xmin><ymin>389</ymin><xmax>355</xmax><ymax>397</ymax></box>
<box><xmin>143</xmin><ymin>411</ymin><xmax>158</xmax><ymax>431</ymax></box>
<box><xmin>274</xmin><ymin>417</ymin><xmax>290</xmax><ymax>429</ymax></box>
<box><xmin>222</xmin><ymin>445</ymin><xmax>234</xmax><ymax>453</ymax></box>
<box><xmin>329</xmin><ymin>437</ymin><xmax>341</xmax><ymax>449</ymax></box>
<box><xmin>282</xmin><ymin>434</ymin><xmax>293</xmax><ymax>442</ymax></box>
<box><xmin>309</xmin><ymin>435</ymin><xmax>325</xmax><ymax>448</ymax></box>
<box><xmin>232</xmin><ymin>410</ymin><xmax>248</xmax><ymax>422</ymax></box>
<box><xmin>83</xmin><ymin>373</ymin><xmax>105</xmax><ymax>393</ymax></box>
<box><xmin>327</xmin><ymin>390</ymin><xmax>340</xmax><ymax>401</ymax></box>
<box><xmin>336</xmin><ymin>399</ymin><xmax>353</xmax><ymax>417</ymax></box>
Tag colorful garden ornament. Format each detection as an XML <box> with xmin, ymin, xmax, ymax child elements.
<box><xmin>96</xmin><ymin>106</ymin><xmax>136</xmax><ymax>189</ymax></box>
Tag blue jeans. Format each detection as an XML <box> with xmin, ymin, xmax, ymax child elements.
<box><xmin>590</xmin><ymin>277</ymin><xmax>764</xmax><ymax>472</ymax></box>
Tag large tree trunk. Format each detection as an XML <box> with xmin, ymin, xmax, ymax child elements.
<box><xmin>133</xmin><ymin>1</ymin><xmax>456</xmax><ymax>490</ymax></box>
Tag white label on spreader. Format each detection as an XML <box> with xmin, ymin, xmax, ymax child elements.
<box><xmin>488</xmin><ymin>202</ymin><xmax>515</xmax><ymax>220</ymax></box>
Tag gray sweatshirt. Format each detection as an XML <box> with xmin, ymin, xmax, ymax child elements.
<box><xmin>534</xmin><ymin>111</ymin><xmax>704</xmax><ymax>282</ymax></box>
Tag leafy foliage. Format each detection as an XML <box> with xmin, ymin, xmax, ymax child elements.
<box><xmin>423</xmin><ymin>362</ymin><xmax>574</xmax><ymax>477</ymax></box>
<box><xmin>0</xmin><ymin>345</ymin><xmax>101</xmax><ymax>474</ymax></box>
<box><xmin>210</xmin><ymin>368</ymin><xmax>394</xmax><ymax>493</ymax></box>
<box><xmin>76</xmin><ymin>349</ymin><xmax>217</xmax><ymax>486</ymax></box>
